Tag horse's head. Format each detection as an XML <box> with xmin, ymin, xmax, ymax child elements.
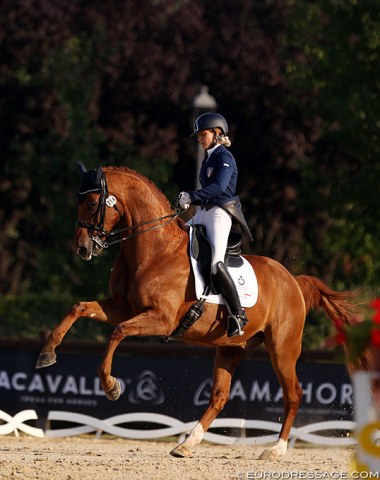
<box><xmin>73</xmin><ymin>163</ymin><xmax>122</xmax><ymax>261</ymax></box>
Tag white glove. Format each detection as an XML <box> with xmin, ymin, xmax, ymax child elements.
<box><xmin>177</xmin><ymin>191</ymin><xmax>191</xmax><ymax>210</ymax></box>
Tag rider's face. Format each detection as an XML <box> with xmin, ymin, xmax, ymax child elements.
<box><xmin>197</xmin><ymin>130</ymin><xmax>214</xmax><ymax>150</ymax></box>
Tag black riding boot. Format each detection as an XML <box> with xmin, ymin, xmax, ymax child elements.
<box><xmin>213</xmin><ymin>261</ymin><xmax>248</xmax><ymax>337</ymax></box>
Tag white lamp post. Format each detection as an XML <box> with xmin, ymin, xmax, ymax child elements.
<box><xmin>191</xmin><ymin>86</ymin><xmax>217</xmax><ymax>188</ymax></box>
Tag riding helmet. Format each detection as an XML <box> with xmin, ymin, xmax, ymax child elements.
<box><xmin>191</xmin><ymin>113</ymin><xmax>228</xmax><ymax>136</ymax></box>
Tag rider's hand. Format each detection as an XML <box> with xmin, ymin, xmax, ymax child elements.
<box><xmin>176</xmin><ymin>191</ymin><xmax>191</xmax><ymax>210</ymax></box>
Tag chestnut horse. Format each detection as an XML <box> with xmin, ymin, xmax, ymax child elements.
<box><xmin>36</xmin><ymin>165</ymin><xmax>358</xmax><ymax>458</ymax></box>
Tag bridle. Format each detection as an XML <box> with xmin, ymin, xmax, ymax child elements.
<box><xmin>77</xmin><ymin>174</ymin><xmax>115</xmax><ymax>238</ymax></box>
<box><xmin>76</xmin><ymin>173</ymin><xmax>183</xmax><ymax>249</ymax></box>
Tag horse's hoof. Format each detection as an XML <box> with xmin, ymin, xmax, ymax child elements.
<box><xmin>169</xmin><ymin>444</ymin><xmax>192</xmax><ymax>458</ymax></box>
<box><xmin>259</xmin><ymin>448</ymin><xmax>284</xmax><ymax>460</ymax></box>
<box><xmin>35</xmin><ymin>352</ymin><xmax>57</xmax><ymax>369</ymax></box>
<box><xmin>105</xmin><ymin>377</ymin><xmax>121</xmax><ymax>401</ymax></box>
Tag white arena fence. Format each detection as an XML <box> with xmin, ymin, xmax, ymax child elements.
<box><xmin>0</xmin><ymin>409</ymin><xmax>356</xmax><ymax>446</ymax></box>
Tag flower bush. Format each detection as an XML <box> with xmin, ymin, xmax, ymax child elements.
<box><xmin>333</xmin><ymin>299</ymin><xmax>380</xmax><ymax>365</ymax></box>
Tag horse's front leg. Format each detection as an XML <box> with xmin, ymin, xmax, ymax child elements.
<box><xmin>170</xmin><ymin>346</ymin><xmax>246</xmax><ymax>458</ymax></box>
<box><xmin>35</xmin><ymin>298</ymin><xmax>125</xmax><ymax>369</ymax></box>
<box><xmin>98</xmin><ymin>309</ymin><xmax>175</xmax><ymax>400</ymax></box>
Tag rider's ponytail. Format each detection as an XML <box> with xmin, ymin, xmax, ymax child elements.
<box><xmin>214</xmin><ymin>128</ymin><xmax>232</xmax><ymax>147</ymax></box>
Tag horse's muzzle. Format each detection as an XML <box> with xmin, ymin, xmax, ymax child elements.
<box><xmin>77</xmin><ymin>246</ymin><xmax>92</xmax><ymax>261</ymax></box>
<box><xmin>77</xmin><ymin>242</ymin><xmax>104</xmax><ymax>261</ymax></box>
<box><xmin>74</xmin><ymin>225</ymin><xmax>105</xmax><ymax>261</ymax></box>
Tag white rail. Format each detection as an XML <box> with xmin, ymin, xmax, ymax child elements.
<box><xmin>0</xmin><ymin>409</ymin><xmax>356</xmax><ymax>446</ymax></box>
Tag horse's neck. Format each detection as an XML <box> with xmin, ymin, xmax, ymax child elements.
<box><xmin>121</xmin><ymin>210</ymin><xmax>187</xmax><ymax>267</ymax></box>
<box><xmin>117</xmin><ymin>175</ymin><xmax>187</xmax><ymax>266</ymax></box>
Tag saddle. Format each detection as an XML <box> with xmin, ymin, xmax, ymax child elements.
<box><xmin>172</xmin><ymin>225</ymin><xmax>254</xmax><ymax>338</ymax></box>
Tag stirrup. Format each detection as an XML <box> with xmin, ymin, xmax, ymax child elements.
<box><xmin>227</xmin><ymin>313</ymin><xmax>248</xmax><ymax>337</ymax></box>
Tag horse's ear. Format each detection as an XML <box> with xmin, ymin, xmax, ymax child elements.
<box><xmin>96</xmin><ymin>165</ymin><xmax>103</xmax><ymax>182</ymax></box>
<box><xmin>77</xmin><ymin>162</ymin><xmax>87</xmax><ymax>175</ymax></box>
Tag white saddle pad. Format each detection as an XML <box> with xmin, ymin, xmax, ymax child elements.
<box><xmin>188</xmin><ymin>226</ymin><xmax>258</xmax><ymax>308</ymax></box>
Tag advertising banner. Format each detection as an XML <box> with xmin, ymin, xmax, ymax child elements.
<box><xmin>0</xmin><ymin>348</ymin><xmax>353</xmax><ymax>425</ymax></box>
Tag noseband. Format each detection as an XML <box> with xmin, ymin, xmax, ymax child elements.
<box><xmin>76</xmin><ymin>173</ymin><xmax>182</xmax><ymax>249</ymax></box>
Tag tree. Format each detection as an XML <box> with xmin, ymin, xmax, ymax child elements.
<box><xmin>0</xmin><ymin>0</ymin><xmax>378</xmax><ymax>342</ymax></box>
<box><xmin>282</xmin><ymin>0</ymin><xmax>380</xmax><ymax>286</ymax></box>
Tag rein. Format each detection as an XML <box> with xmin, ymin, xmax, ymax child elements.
<box><xmin>97</xmin><ymin>212</ymin><xmax>183</xmax><ymax>248</ymax></box>
<box><xmin>77</xmin><ymin>172</ymin><xmax>184</xmax><ymax>249</ymax></box>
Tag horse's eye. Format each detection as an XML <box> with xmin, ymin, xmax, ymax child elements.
<box><xmin>87</xmin><ymin>200</ymin><xmax>97</xmax><ymax>211</ymax></box>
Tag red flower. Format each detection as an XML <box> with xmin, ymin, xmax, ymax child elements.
<box><xmin>370</xmin><ymin>299</ymin><xmax>380</xmax><ymax>310</ymax></box>
<box><xmin>334</xmin><ymin>331</ymin><xmax>347</xmax><ymax>345</ymax></box>
<box><xmin>333</xmin><ymin>318</ymin><xmax>345</xmax><ymax>331</ymax></box>
<box><xmin>371</xmin><ymin>328</ymin><xmax>380</xmax><ymax>348</ymax></box>
<box><xmin>373</xmin><ymin>310</ymin><xmax>380</xmax><ymax>324</ymax></box>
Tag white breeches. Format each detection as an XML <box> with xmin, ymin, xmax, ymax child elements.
<box><xmin>187</xmin><ymin>206</ymin><xmax>232</xmax><ymax>274</ymax></box>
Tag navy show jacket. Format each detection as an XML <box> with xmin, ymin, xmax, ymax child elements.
<box><xmin>189</xmin><ymin>145</ymin><xmax>238</xmax><ymax>206</ymax></box>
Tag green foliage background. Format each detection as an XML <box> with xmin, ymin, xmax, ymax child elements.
<box><xmin>0</xmin><ymin>0</ymin><xmax>379</xmax><ymax>347</ymax></box>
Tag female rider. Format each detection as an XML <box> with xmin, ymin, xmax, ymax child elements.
<box><xmin>176</xmin><ymin>112</ymin><xmax>252</xmax><ymax>337</ymax></box>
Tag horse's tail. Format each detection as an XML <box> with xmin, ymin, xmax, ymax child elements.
<box><xmin>294</xmin><ymin>274</ymin><xmax>369</xmax><ymax>371</ymax></box>
<box><xmin>295</xmin><ymin>274</ymin><xmax>357</xmax><ymax>323</ymax></box>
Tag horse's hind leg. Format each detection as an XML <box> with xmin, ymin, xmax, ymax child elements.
<box><xmin>35</xmin><ymin>298</ymin><xmax>123</xmax><ymax>368</ymax></box>
<box><xmin>260</xmin><ymin>333</ymin><xmax>303</xmax><ymax>459</ymax></box>
<box><xmin>170</xmin><ymin>346</ymin><xmax>246</xmax><ymax>458</ymax></box>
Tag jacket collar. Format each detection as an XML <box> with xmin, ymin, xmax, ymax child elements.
<box><xmin>206</xmin><ymin>144</ymin><xmax>222</xmax><ymax>159</ymax></box>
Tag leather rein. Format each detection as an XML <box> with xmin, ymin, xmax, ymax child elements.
<box><xmin>76</xmin><ymin>173</ymin><xmax>182</xmax><ymax>249</ymax></box>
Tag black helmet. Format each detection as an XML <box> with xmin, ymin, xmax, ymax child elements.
<box><xmin>191</xmin><ymin>112</ymin><xmax>228</xmax><ymax>136</ymax></box>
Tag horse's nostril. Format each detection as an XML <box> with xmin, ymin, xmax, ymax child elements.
<box><xmin>78</xmin><ymin>246</ymin><xmax>88</xmax><ymax>257</ymax></box>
